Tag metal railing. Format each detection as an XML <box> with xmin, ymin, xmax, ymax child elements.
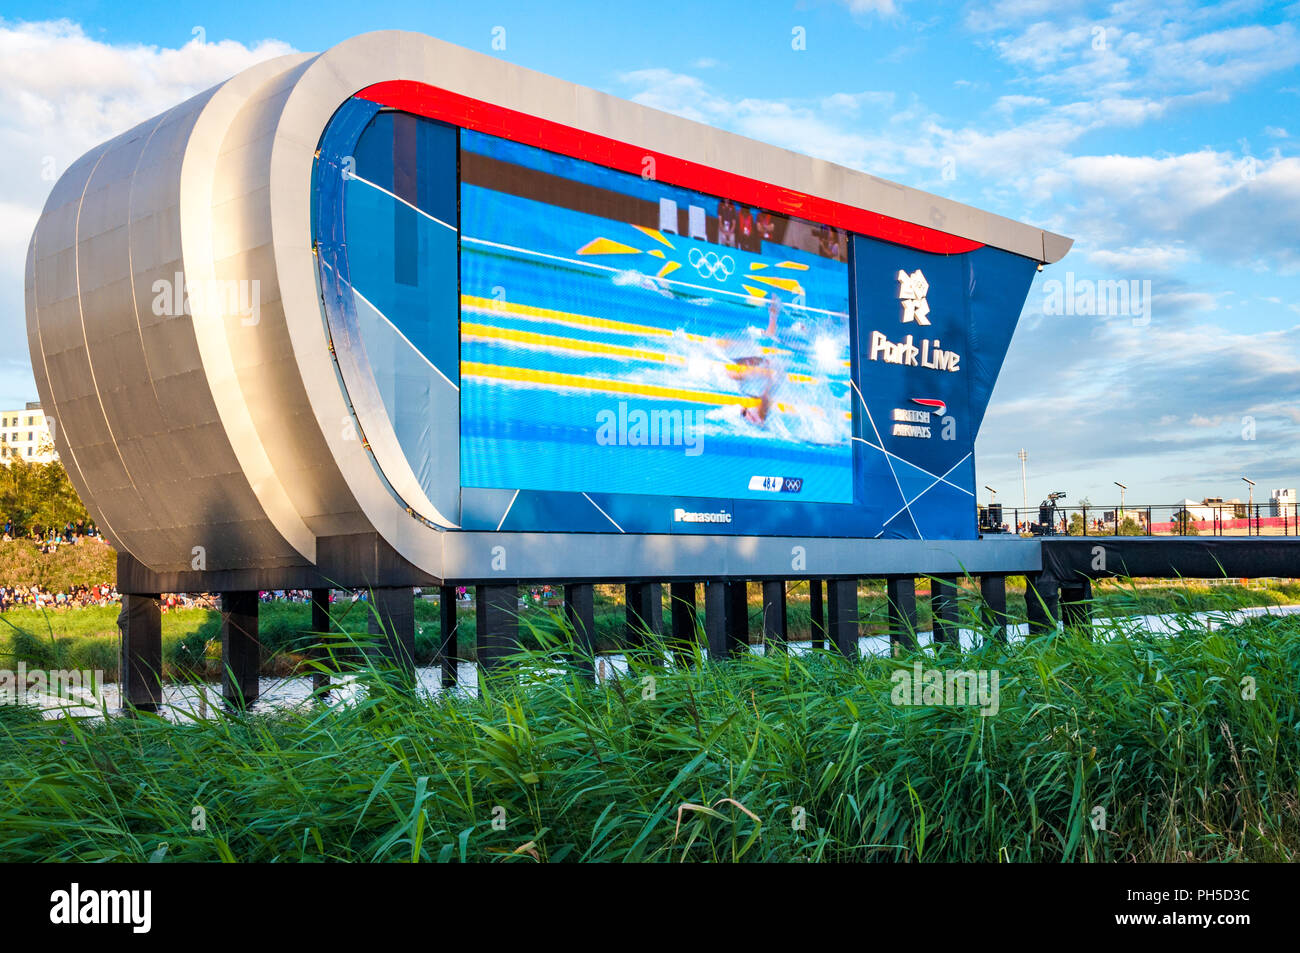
<box><xmin>978</xmin><ymin>502</ymin><xmax>1300</xmax><ymax>538</ymax></box>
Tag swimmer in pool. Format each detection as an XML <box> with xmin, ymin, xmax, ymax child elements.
<box><xmin>729</xmin><ymin>294</ymin><xmax>784</xmax><ymax>425</ymax></box>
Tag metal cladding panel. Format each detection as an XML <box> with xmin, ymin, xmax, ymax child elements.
<box><xmin>26</xmin><ymin>29</ymin><xmax>1071</xmax><ymax>581</ymax></box>
<box><xmin>168</xmin><ymin>55</ymin><xmax>329</xmax><ymax>567</ymax></box>
<box><xmin>439</xmin><ymin>533</ymin><xmax>1043</xmax><ymax>583</ymax></box>
<box><xmin>205</xmin><ymin>73</ymin><xmax>376</xmax><ymax>539</ymax></box>
<box><xmin>28</xmin><ymin>149</ymin><xmax>116</xmax><ymax>540</ymax></box>
<box><xmin>27</xmin><ymin>69</ymin><xmax>311</xmax><ymax>572</ymax></box>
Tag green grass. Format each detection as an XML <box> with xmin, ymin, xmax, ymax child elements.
<box><xmin>0</xmin><ymin>537</ymin><xmax>116</xmax><ymax>593</ymax></box>
<box><xmin>1087</xmin><ymin>578</ymin><xmax>1300</xmax><ymax>615</ymax></box>
<box><xmin>0</xmin><ymin>599</ymin><xmax>1296</xmax><ymax>862</ymax></box>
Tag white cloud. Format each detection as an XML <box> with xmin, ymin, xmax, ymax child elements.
<box><xmin>1052</xmin><ymin>152</ymin><xmax>1300</xmax><ymax>271</ymax></box>
<box><xmin>1146</xmin><ymin>23</ymin><xmax>1300</xmax><ymax>91</ymax></box>
<box><xmin>1086</xmin><ymin>245</ymin><xmax>1192</xmax><ymax>273</ymax></box>
<box><xmin>0</xmin><ymin>20</ymin><xmax>295</xmax><ymax>187</ymax></box>
<box><xmin>617</xmin><ymin>68</ymin><xmax>735</xmax><ymax>125</ymax></box>
<box><xmin>970</xmin><ymin>2</ymin><xmax>1300</xmax><ymax>100</ymax></box>
<box><xmin>838</xmin><ymin>0</ymin><xmax>907</xmax><ymax>17</ymax></box>
<box><xmin>993</xmin><ymin>21</ymin><xmax>1101</xmax><ymax>71</ymax></box>
<box><xmin>0</xmin><ymin>19</ymin><xmax>296</xmax><ymax>404</ymax></box>
<box><xmin>979</xmin><ymin>302</ymin><xmax>1300</xmax><ymax>499</ymax></box>
<box><xmin>618</xmin><ymin>68</ymin><xmax>923</xmax><ymax>175</ymax></box>
<box><xmin>619</xmin><ymin>65</ymin><xmax>1171</xmax><ymax>190</ymax></box>
<box><xmin>993</xmin><ymin>94</ymin><xmax>1051</xmax><ymax>113</ymax></box>
<box><xmin>965</xmin><ymin>0</ymin><xmax>1091</xmax><ymax>33</ymax></box>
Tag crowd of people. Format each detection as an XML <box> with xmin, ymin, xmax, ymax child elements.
<box><xmin>0</xmin><ymin>582</ymin><xmax>117</xmax><ymax>611</ymax></box>
<box><xmin>0</xmin><ymin>584</ymin><xmax>576</xmax><ymax>613</ymax></box>
<box><xmin>161</xmin><ymin>593</ymin><xmax>217</xmax><ymax>611</ymax></box>
<box><xmin>256</xmin><ymin>590</ymin><xmax>319</xmax><ymax>604</ymax></box>
<box><xmin>0</xmin><ymin>587</ymin><xmax>225</xmax><ymax>613</ymax></box>
<box><xmin>713</xmin><ymin>201</ymin><xmax>847</xmax><ymax>262</ymax></box>
<box><xmin>2</xmin><ymin>519</ymin><xmax>106</xmax><ymax>553</ymax></box>
<box><xmin>716</xmin><ymin>198</ymin><xmax>780</xmax><ymax>253</ymax></box>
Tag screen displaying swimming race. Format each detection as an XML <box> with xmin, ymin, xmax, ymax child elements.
<box><xmin>458</xmin><ymin>129</ymin><xmax>855</xmax><ymax>504</ymax></box>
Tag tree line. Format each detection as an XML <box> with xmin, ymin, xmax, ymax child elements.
<box><xmin>0</xmin><ymin>458</ymin><xmax>93</xmax><ymax>538</ymax></box>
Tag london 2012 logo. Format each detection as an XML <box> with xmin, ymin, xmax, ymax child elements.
<box><xmin>868</xmin><ymin>266</ymin><xmax>960</xmax><ymax>372</ymax></box>
<box><xmin>897</xmin><ymin>268</ymin><xmax>931</xmax><ymax>325</ymax></box>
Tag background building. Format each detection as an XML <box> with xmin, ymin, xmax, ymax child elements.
<box><xmin>1176</xmin><ymin>497</ymin><xmax>1249</xmax><ymax>522</ymax></box>
<box><xmin>1270</xmin><ymin>488</ymin><xmax>1297</xmax><ymax>517</ymax></box>
<box><xmin>0</xmin><ymin>401</ymin><xmax>57</xmax><ymax>464</ymax></box>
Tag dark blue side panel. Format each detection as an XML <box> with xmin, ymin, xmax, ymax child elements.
<box><xmin>966</xmin><ymin>247</ymin><xmax>1039</xmax><ymax>437</ymax></box>
<box><xmin>850</xmin><ymin>237</ymin><xmax>1030</xmax><ymax>539</ymax></box>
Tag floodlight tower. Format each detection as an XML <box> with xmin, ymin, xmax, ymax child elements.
<box><xmin>1018</xmin><ymin>449</ymin><xmax>1029</xmax><ymax>513</ymax></box>
<box><xmin>1243</xmin><ymin>476</ymin><xmax>1255</xmax><ymax>534</ymax></box>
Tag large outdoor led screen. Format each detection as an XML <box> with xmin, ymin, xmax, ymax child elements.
<box><xmin>458</xmin><ymin>131</ymin><xmax>855</xmax><ymax>504</ymax></box>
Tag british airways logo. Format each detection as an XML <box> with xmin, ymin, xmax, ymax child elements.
<box><xmin>910</xmin><ymin>398</ymin><xmax>947</xmax><ymax>416</ymax></box>
<box><xmin>891</xmin><ymin>399</ymin><xmax>953</xmax><ymax>439</ymax></box>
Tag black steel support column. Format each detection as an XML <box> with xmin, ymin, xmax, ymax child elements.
<box><xmin>808</xmin><ymin>579</ymin><xmax>826</xmax><ymax>650</ymax></box>
<box><xmin>565</xmin><ymin>583</ymin><xmax>597</xmax><ymax>674</ymax></box>
<box><xmin>826</xmin><ymin>579</ymin><xmax>859</xmax><ymax>659</ymax></box>
<box><xmin>704</xmin><ymin>581</ymin><xmax>747</xmax><ymax>659</ymax></box>
<box><xmin>979</xmin><ymin>575</ymin><xmax>1009</xmax><ymax>642</ymax></box>
<box><xmin>368</xmin><ymin>587</ymin><xmax>416</xmax><ymax>675</ymax></box>
<box><xmin>886</xmin><ymin>576</ymin><xmax>918</xmax><ymax>652</ymax></box>
<box><xmin>1025</xmin><ymin>573</ymin><xmax>1060</xmax><ymax>635</ymax></box>
<box><xmin>1060</xmin><ymin>577</ymin><xmax>1094</xmax><ymax>634</ymax></box>
<box><xmin>931</xmin><ymin>575</ymin><xmax>961</xmax><ymax>651</ymax></box>
<box><xmin>625</xmin><ymin>582</ymin><xmax>663</xmax><ymax>654</ymax></box>
<box><xmin>761</xmin><ymin>581</ymin><xmax>788</xmax><ymax>652</ymax></box>
<box><xmin>309</xmin><ymin>588</ymin><xmax>331</xmax><ymax>693</ymax></box>
<box><xmin>669</xmin><ymin>582</ymin><xmax>699</xmax><ymax>660</ymax></box>
<box><xmin>221</xmin><ymin>590</ymin><xmax>260</xmax><ymax>708</ymax></box>
<box><xmin>438</xmin><ymin>585</ymin><xmax>460</xmax><ymax>688</ymax></box>
<box><xmin>704</xmin><ymin>581</ymin><xmax>726</xmax><ymax>658</ymax></box>
<box><xmin>476</xmin><ymin>585</ymin><xmax>518</xmax><ymax>670</ymax></box>
<box><xmin>725</xmin><ymin>581</ymin><xmax>750</xmax><ymax>657</ymax></box>
<box><xmin>119</xmin><ymin>593</ymin><xmax>162</xmax><ymax>712</ymax></box>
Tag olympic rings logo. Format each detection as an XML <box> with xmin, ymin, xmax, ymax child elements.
<box><xmin>688</xmin><ymin>248</ymin><xmax>735</xmax><ymax>281</ymax></box>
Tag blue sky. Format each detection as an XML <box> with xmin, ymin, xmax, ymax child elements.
<box><xmin>1</xmin><ymin>0</ymin><xmax>1297</xmax><ymax>511</ymax></box>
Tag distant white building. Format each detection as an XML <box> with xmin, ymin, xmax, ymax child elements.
<box><xmin>0</xmin><ymin>402</ymin><xmax>57</xmax><ymax>464</ymax></box>
<box><xmin>1176</xmin><ymin>497</ymin><xmax>1247</xmax><ymax>522</ymax></box>
<box><xmin>1271</xmin><ymin>488</ymin><xmax>1297</xmax><ymax>517</ymax></box>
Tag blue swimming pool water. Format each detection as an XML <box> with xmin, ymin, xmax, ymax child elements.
<box><xmin>459</xmin><ymin>183</ymin><xmax>855</xmax><ymax>504</ymax></box>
